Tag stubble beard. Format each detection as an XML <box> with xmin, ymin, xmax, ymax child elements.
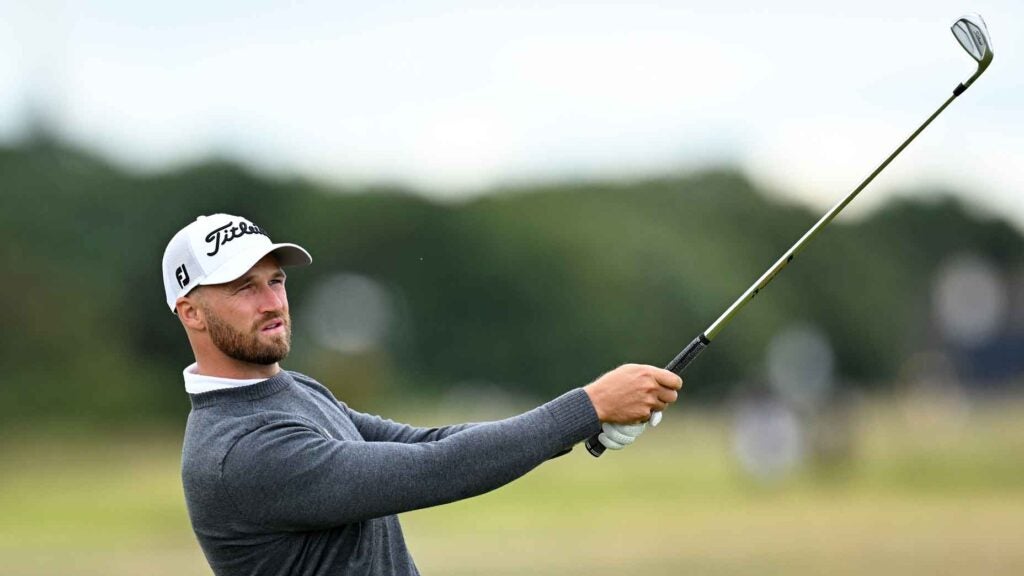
<box><xmin>204</xmin><ymin>307</ymin><xmax>292</xmax><ymax>366</ymax></box>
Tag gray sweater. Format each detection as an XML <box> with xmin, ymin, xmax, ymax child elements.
<box><xmin>182</xmin><ymin>370</ymin><xmax>601</xmax><ymax>576</ymax></box>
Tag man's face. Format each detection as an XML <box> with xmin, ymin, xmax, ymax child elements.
<box><xmin>196</xmin><ymin>255</ymin><xmax>292</xmax><ymax>366</ymax></box>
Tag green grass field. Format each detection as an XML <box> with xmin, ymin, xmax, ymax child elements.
<box><xmin>2</xmin><ymin>396</ymin><xmax>1023</xmax><ymax>575</ymax></box>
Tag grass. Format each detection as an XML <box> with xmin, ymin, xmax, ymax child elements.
<box><xmin>1</xmin><ymin>395</ymin><xmax>1023</xmax><ymax>575</ymax></box>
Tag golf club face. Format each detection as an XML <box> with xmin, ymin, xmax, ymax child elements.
<box><xmin>952</xmin><ymin>14</ymin><xmax>993</xmax><ymax>86</ymax></box>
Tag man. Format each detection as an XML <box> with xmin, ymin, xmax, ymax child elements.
<box><xmin>163</xmin><ymin>213</ymin><xmax>682</xmax><ymax>576</ymax></box>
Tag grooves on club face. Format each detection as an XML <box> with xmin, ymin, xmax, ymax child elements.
<box><xmin>952</xmin><ymin>14</ymin><xmax>993</xmax><ymax>89</ymax></box>
<box><xmin>953</xmin><ymin>15</ymin><xmax>991</xmax><ymax>61</ymax></box>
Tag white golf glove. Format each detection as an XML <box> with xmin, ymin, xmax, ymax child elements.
<box><xmin>597</xmin><ymin>410</ymin><xmax>663</xmax><ymax>450</ymax></box>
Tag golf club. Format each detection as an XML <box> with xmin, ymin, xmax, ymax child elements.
<box><xmin>587</xmin><ymin>13</ymin><xmax>994</xmax><ymax>457</ymax></box>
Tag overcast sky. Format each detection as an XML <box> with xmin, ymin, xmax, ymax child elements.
<box><xmin>2</xmin><ymin>1</ymin><xmax>1021</xmax><ymax>227</ymax></box>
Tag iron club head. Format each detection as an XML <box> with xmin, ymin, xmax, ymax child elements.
<box><xmin>951</xmin><ymin>14</ymin><xmax>993</xmax><ymax>89</ymax></box>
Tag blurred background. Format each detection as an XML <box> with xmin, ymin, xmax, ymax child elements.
<box><xmin>2</xmin><ymin>1</ymin><xmax>1023</xmax><ymax>574</ymax></box>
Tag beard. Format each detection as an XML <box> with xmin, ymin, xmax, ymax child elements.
<box><xmin>204</xmin><ymin>307</ymin><xmax>292</xmax><ymax>366</ymax></box>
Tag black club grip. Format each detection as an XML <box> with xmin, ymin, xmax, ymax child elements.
<box><xmin>584</xmin><ymin>334</ymin><xmax>710</xmax><ymax>457</ymax></box>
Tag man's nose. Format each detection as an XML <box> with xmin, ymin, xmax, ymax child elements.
<box><xmin>256</xmin><ymin>284</ymin><xmax>286</xmax><ymax>312</ymax></box>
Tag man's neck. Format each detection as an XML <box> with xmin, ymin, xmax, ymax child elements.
<box><xmin>194</xmin><ymin>358</ymin><xmax>282</xmax><ymax>380</ymax></box>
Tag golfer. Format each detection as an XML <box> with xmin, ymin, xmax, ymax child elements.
<box><xmin>163</xmin><ymin>213</ymin><xmax>682</xmax><ymax>576</ymax></box>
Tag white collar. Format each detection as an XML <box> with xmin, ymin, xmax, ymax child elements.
<box><xmin>183</xmin><ymin>363</ymin><xmax>267</xmax><ymax>394</ymax></box>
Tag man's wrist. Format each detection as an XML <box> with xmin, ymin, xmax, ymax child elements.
<box><xmin>546</xmin><ymin>388</ymin><xmax>602</xmax><ymax>445</ymax></box>
<box><xmin>582</xmin><ymin>384</ymin><xmax>607</xmax><ymax>422</ymax></box>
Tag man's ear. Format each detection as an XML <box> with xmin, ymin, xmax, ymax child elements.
<box><xmin>177</xmin><ymin>295</ymin><xmax>206</xmax><ymax>331</ymax></box>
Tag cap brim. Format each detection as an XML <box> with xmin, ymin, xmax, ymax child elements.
<box><xmin>200</xmin><ymin>242</ymin><xmax>312</xmax><ymax>286</ymax></box>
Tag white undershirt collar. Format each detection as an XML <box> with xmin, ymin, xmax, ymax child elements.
<box><xmin>183</xmin><ymin>362</ymin><xmax>267</xmax><ymax>394</ymax></box>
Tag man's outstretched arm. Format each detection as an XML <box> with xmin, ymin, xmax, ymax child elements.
<box><xmin>344</xmin><ymin>408</ymin><xmax>479</xmax><ymax>444</ymax></box>
<box><xmin>345</xmin><ymin>363</ymin><xmax>681</xmax><ymax>445</ymax></box>
<box><xmin>220</xmin><ymin>364</ymin><xmax>681</xmax><ymax>532</ymax></box>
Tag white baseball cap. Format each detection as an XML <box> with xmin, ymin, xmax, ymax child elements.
<box><xmin>162</xmin><ymin>213</ymin><xmax>312</xmax><ymax>313</ymax></box>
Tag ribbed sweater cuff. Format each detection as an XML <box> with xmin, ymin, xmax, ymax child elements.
<box><xmin>544</xmin><ymin>388</ymin><xmax>601</xmax><ymax>447</ymax></box>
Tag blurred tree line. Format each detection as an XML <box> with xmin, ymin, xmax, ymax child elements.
<box><xmin>2</xmin><ymin>139</ymin><xmax>1021</xmax><ymax>428</ymax></box>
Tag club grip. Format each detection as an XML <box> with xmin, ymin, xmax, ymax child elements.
<box><xmin>584</xmin><ymin>334</ymin><xmax>710</xmax><ymax>457</ymax></box>
<box><xmin>666</xmin><ymin>334</ymin><xmax>710</xmax><ymax>375</ymax></box>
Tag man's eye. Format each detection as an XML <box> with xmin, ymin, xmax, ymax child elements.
<box><xmin>237</xmin><ymin>284</ymin><xmax>253</xmax><ymax>293</ymax></box>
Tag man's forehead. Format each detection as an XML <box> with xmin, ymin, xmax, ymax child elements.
<box><xmin>209</xmin><ymin>255</ymin><xmax>284</xmax><ymax>289</ymax></box>
<box><xmin>248</xmin><ymin>254</ymin><xmax>284</xmax><ymax>273</ymax></box>
<box><xmin>234</xmin><ymin>255</ymin><xmax>285</xmax><ymax>281</ymax></box>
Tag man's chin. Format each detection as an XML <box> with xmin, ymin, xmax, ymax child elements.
<box><xmin>237</xmin><ymin>349</ymin><xmax>288</xmax><ymax>366</ymax></box>
<box><xmin>257</xmin><ymin>341</ymin><xmax>290</xmax><ymax>365</ymax></box>
<box><xmin>260</xmin><ymin>337</ymin><xmax>290</xmax><ymax>356</ymax></box>
<box><xmin>224</xmin><ymin>335</ymin><xmax>290</xmax><ymax>366</ymax></box>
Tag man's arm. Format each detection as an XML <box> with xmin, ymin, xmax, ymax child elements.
<box><xmin>344</xmin><ymin>407</ymin><xmax>478</xmax><ymax>443</ymax></box>
<box><xmin>221</xmin><ymin>388</ymin><xmax>597</xmax><ymax>532</ymax></box>
<box><xmin>347</xmin><ymin>410</ymin><xmax>576</xmax><ymax>459</ymax></box>
<box><xmin>343</xmin><ymin>361</ymin><xmax>682</xmax><ymax>446</ymax></box>
<box><xmin>220</xmin><ymin>364</ymin><xmax>681</xmax><ymax>531</ymax></box>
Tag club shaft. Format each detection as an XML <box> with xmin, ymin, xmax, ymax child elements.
<box><xmin>589</xmin><ymin>82</ymin><xmax>974</xmax><ymax>458</ymax></box>
<box><xmin>703</xmin><ymin>89</ymin><xmax>961</xmax><ymax>341</ymax></box>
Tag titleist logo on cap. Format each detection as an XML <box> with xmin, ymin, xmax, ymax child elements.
<box><xmin>163</xmin><ymin>213</ymin><xmax>311</xmax><ymax>313</ymax></box>
<box><xmin>205</xmin><ymin>221</ymin><xmax>267</xmax><ymax>257</ymax></box>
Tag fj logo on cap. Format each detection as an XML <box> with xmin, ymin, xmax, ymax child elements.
<box><xmin>176</xmin><ymin>264</ymin><xmax>191</xmax><ymax>289</ymax></box>
<box><xmin>204</xmin><ymin>221</ymin><xmax>268</xmax><ymax>257</ymax></box>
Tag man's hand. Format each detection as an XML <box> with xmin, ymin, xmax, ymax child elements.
<box><xmin>583</xmin><ymin>364</ymin><xmax>683</xmax><ymax>424</ymax></box>
<box><xmin>597</xmin><ymin>422</ymin><xmax>646</xmax><ymax>450</ymax></box>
